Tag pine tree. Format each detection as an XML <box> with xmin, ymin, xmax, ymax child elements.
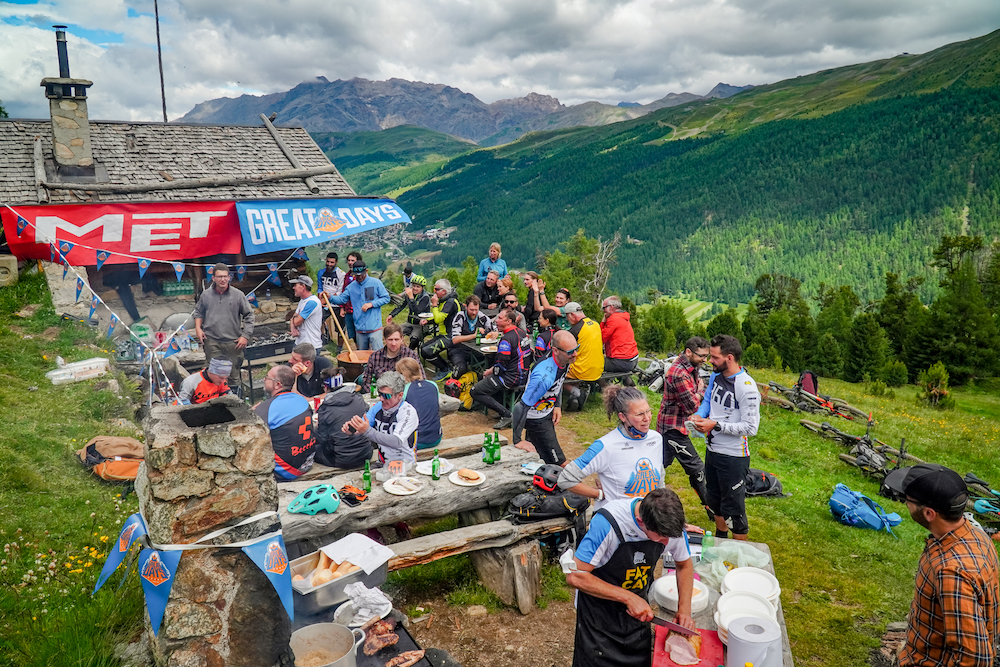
<box><xmin>707</xmin><ymin>309</ymin><xmax>743</xmax><ymax>342</ymax></box>
<box><xmin>815</xmin><ymin>284</ymin><xmax>859</xmax><ymax>350</ymax></box>
<box><xmin>877</xmin><ymin>272</ymin><xmax>924</xmax><ymax>358</ymax></box>
<box><xmin>743</xmin><ymin>343</ymin><xmax>767</xmax><ymax>368</ymax></box>
<box><xmin>926</xmin><ymin>260</ymin><xmax>1000</xmax><ymax>382</ymax></box>
<box><xmin>844</xmin><ymin>313</ymin><xmax>889</xmax><ymax>382</ymax></box>
<box><xmin>902</xmin><ymin>302</ymin><xmax>937</xmax><ymax>382</ymax></box>
<box><xmin>812</xmin><ymin>332</ymin><xmax>844</xmax><ymax>378</ymax></box>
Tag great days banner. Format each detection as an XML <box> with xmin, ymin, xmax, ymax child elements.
<box><xmin>2</xmin><ymin>201</ymin><xmax>243</xmax><ymax>265</ymax></box>
<box><xmin>235</xmin><ymin>198</ymin><xmax>410</xmax><ymax>255</ymax></box>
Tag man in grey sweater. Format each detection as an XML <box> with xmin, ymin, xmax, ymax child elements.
<box><xmin>193</xmin><ymin>263</ymin><xmax>255</xmax><ymax>387</ymax></box>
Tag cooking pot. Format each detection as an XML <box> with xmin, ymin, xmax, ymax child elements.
<box><xmin>336</xmin><ymin>350</ymin><xmax>373</xmax><ymax>383</ymax></box>
<box><xmin>289</xmin><ymin>622</ymin><xmax>364</xmax><ymax>667</ymax></box>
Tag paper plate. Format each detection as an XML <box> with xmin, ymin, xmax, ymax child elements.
<box><xmin>722</xmin><ymin>567</ymin><xmax>781</xmax><ymax>604</ymax></box>
<box><xmin>415</xmin><ymin>459</ymin><xmax>455</xmax><ymax>476</ymax></box>
<box><xmin>716</xmin><ymin>590</ymin><xmax>777</xmax><ymax>621</ymax></box>
<box><xmin>651</xmin><ymin>574</ymin><xmax>710</xmax><ymax>614</ymax></box>
<box><xmin>382</xmin><ymin>476</ymin><xmax>424</xmax><ymax>496</ymax></box>
<box><xmin>449</xmin><ymin>470</ymin><xmax>486</xmax><ymax>486</ymax></box>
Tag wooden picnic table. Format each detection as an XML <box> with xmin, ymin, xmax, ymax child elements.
<box><xmin>280</xmin><ymin>444</ymin><xmax>538</xmax><ymax>555</ymax></box>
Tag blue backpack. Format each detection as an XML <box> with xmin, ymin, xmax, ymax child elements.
<box><xmin>829</xmin><ymin>483</ymin><xmax>902</xmax><ymax>536</ymax></box>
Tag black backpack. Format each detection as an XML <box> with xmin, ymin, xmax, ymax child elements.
<box><xmin>744</xmin><ymin>468</ymin><xmax>787</xmax><ymax>497</ymax></box>
<box><xmin>508</xmin><ymin>487</ymin><xmax>591</xmax><ymax>546</ymax></box>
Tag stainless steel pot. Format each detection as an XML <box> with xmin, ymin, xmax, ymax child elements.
<box><xmin>289</xmin><ymin>623</ymin><xmax>364</xmax><ymax>667</ymax></box>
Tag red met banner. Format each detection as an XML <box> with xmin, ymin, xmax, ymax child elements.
<box><xmin>1</xmin><ymin>201</ymin><xmax>242</xmax><ymax>266</ymax></box>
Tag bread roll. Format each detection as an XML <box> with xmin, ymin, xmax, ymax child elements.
<box><xmin>334</xmin><ymin>559</ymin><xmax>354</xmax><ymax>574</ymax></box>
<box><xmin>317</xmin><ymin>552</ymin><xmax>332</xmax><ymax>571</ymax></box>
<box><xmin>310</xmin><ymin>568</ymin><xmax>335</xmax><ymax>587</ymax></box>
<box><xmin>457</xmin><ymin>468</ymin><xmax>481</xmax><ymax>482</ymax></box>
<box><xmin>292</xmin><ymin>574</ymin><xmax>305</xmax><ymax>582</ymax></box>
<box><xmin>344</xmin><ymin>564</ymin><xmax>361</xmax><ymax>574</ymax></box>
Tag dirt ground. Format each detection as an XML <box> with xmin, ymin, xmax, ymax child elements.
<box><xmin>389</xmin><ymin>409</ymin><xmax>595</xmax><ymax>667</ymax></box>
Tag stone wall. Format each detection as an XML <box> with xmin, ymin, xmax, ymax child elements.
<box><xmin>136</xmin><ymin>397</ymin><xmax>292</xmax><ymax>667</ymax></box>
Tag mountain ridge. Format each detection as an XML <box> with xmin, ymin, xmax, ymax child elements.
<box><xmin>177</xmin><ymin>77</ymin><xmax>745</xmax><ymax>145</ymax></box>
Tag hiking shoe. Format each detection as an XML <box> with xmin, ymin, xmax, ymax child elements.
<box><xmin>431</xmin><ymin>370</ymin><xmax>450</xmax><ymax>381</ymax></box>
<box><xmin>493</xmin><ymin>416</ymin><xmax>512</xmax><ymax>429</ymax></box>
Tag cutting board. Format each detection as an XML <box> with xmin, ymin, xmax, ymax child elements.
<box><xmin>653</xmin><ymin>626</ymin><xmax>725</xmax><ymax>667</ymax></box>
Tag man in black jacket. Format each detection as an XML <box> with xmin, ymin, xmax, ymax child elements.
<box><xmin>449</xmin><ymin>295</ymin><xmax>497</xmax><ymax>379</ymax></box>
<box><xmin>313</xmin><ymin>383</ymin><xmax>371</xmax><ymax>469</ymax></box>
<box><xmin>471</xmin><ymin>308</ymin><xmax>531</xmax><ymax>429</ymax></box>
<box><xmin>473</xmin><ymin>270</ymin><xmax>501</xmax><ymax>310</ymax></box>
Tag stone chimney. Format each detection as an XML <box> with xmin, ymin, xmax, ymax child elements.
<box><xmin>40</xmin><ymin>26</ymin><xmax>94</xmax><ymax>168</ymax></box>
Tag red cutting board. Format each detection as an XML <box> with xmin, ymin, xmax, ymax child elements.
<box><xmin>653</xmin><ymin>625</ymin><xmax>725</xmax><ymax>667</ymax></box>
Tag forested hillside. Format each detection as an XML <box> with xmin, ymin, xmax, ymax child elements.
<box><xmin>396</xmin><ymin>85</ymin><xmax>1000</xmax><ymax>303</ymax></box>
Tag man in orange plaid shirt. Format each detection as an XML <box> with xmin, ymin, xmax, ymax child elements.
<box><xmin>884</xmin><ymin>464</ymin><xmax>999</xmax><ymax>667</ymax></box>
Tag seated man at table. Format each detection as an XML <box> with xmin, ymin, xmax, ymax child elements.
<box><xmin>387</xmin><ymin>274</ymin><xmax>432</xmax><ymax>349</ymax></box>
<box><xmin>343</xmin><ymin>371</ymin><xmax>419</xmax><ymax>465</ymax></box>
<box><xmin>288</xmin><ymin>343</ymin><xmax>334</xmax><ymax>398</ymax></box>
<box><xmin>564</xmin><ymin>301</ymin><xmax>605</xmax><ymax>411</ymax></box>
<box><xmin>357</xmin><ymin>323</ymin><xmax>419</xmax><ymax>393</ymax></box>
<box><xmin>470</xmin><ymin>308</ymin><xmax>531</xmax><ymax>429</ymax></box>
<box><xmin>473</xmin><ymin>270</ymin><xmax>501</xmax><ymax>310</ymax></box>
<box><xmin>254</xmin><ymin>365</ymin><xmax>316</xmax><ymax>480</ymax></box>
<box><xmin>497</xmin><ymin>292</ymin><xmax>526</xmax><ymax>330</ymax></box>
<box><xmin>178</xmin><ymin>357</ymin><xmax>232</xmax><ymax>404</ymax></box>
<box><xmin>397</xmin><ymin>357</ymin><xmax>443</xmax><ymax>450</ymax></box>
<box><xmin>449</xmin><ymin>294</ymin><xmax>497</xmax><ymax>379</ymax></box>
<box><xmin>314</xmin><ymin>371</ymin><xmax>371</xmax><ymax>469</ymax></box>
<box><xmin>566</xmin><ymin>487</ymin><xmax>695</xmax><ymax>667</ymax></box>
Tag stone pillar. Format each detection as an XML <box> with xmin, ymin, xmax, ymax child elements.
<box><xmin>136</xmin><ymin>397</ymin><xmax>292</xmax><ymax>667</ymax></box>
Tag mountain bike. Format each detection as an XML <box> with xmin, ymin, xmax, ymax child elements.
<box><xmin>800</xmin><ymin>417</ymin><xmax>924</xmax><ymax>479</ymax></box>
<box><xmin>770</xmin><ymin>381</ymin><xmax>867</xmax><ymax>420</ymax></box>
<box><xmin>634</xmin><ymin>355</ymin><xmax>676</xmax><ymax>392</ymax></box>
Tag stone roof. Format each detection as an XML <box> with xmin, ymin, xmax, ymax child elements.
<box><xmin>0</xmin><ymin>119</ymin><xmax>356</xmax><ymax>205</ymax></box>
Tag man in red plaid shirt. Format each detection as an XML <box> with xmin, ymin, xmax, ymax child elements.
<box><xmin>656</xmin><ymin>336</ymin><xmax>710</xmax><ymax>505</ymax></box>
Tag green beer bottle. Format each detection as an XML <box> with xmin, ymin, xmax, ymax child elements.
<box><xmin>362</xmin><ymin>459</ymin><xmax>372</xmax><ymax>493</ymax></box>
<box><xmin>431</xmin><ymin>448</ymin><xmax>441</xmax><ymax>480</ymax></box>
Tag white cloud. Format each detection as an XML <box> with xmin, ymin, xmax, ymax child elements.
<box><xmin>0</xmin><ymin>0</ymin><xmax>997</xmax><ymax>120</ymax></box>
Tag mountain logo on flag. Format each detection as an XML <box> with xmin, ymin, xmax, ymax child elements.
<box><xmin>264</xmin><ymin>541</ymin><xmax>288</xmax><ymax>575</ymax></box>
<box><xmin>141</xmin><ymin>552</ymin><xmax>171</xmax><ymax>587</ymax></box>
<box><xmin>314</xmin><ymin>208</ymin><xmax>346</xmax><ymax>234</ymax></box>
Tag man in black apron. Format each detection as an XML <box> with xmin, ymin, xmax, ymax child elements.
<box><xmin>567</xmin><ymin>487</ymin><xmax>695</xmax><ymax>667</ymax></box>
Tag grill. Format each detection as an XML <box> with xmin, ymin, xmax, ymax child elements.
<box><xmin>245</xmin><ymin>322</ymin><xmax>296</xmax><ymax>361</ymax></box>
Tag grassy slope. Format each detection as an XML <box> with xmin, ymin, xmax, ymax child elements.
<box><xmin>0</xmin><ymin>271</ymin><xmax>145</xmax><ymax>667</ymax></box>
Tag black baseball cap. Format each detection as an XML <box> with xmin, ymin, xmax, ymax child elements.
<box><xmin>351</xmin><ymin>261</ymin><xmax>367</xmax><ymax>273</ymax></box>
<box><xmin>883</xmin><ymin>464</ymin><xmax>968</xmax><ymax>513</ymax></box>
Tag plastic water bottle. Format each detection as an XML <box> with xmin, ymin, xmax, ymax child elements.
<box><xmin>431</xmin><ymin>449</ymin><xmax>441</xmax><ymax>481</ymax></box>
<box><xmin>703</xmin><ymin>530</ymin><xmax>714</xmax><ymax>548</ymax></box>
<box><xmin>265</xmin><ymin>287</ymin><xmax>271</xmax><ymax>299</ymax></box>
<box><xmin>362</xmin><ymin>460</ymin><xmax>372</xmax><ymax>493</ymax></box>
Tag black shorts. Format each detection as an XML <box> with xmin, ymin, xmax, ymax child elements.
<box><xmin>525</xmin><ymin>416</ymin><xmax>566</xmax><ymax>466</ymax></box>
<box><xmin>704</xmin><ymin>449</ymin><xmax>750</xmax><ymax>535</ymax></box>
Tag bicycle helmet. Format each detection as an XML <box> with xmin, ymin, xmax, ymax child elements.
<box><xmin>533</xmin><ymin>464</ymin><xmax>563</xmax><ymax>492</ymax></box>
<box><xmin>410</xmin><ymin>274</ymin><xmax>427</xmax><ymax>287</ymax></box>
<box><xmin>287</xmin><ymin>484</ymin><xmax>341</xmax><ymax>515</ymax></box>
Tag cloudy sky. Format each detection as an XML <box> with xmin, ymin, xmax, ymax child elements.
<box><xmin>1</xmin><ymin>0</ymin><xmax>997</xmax><ymax>121</ymax></box>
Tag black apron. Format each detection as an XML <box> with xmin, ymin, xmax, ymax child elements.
<box><xmin>573</xmin><ymin>508</ymin><xmax>666</xmax><ymax>667</ymax></box>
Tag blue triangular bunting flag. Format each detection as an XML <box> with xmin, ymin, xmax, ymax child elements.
<box><xmin>138</xmin><ymin>259</ymin><xmax>151</xmax><ymax>279</ymax></box>
<box><xmin>49</xmin><ymin>244</ymin><xmax>56</xmax><ymax>262</ymax></box>
<box><xmin>243</xmin><ymin>536</ymin><xmax>294</xmax><ymax>621</ymax></box>
<box><xmin>246</xmin><ymin>291</ymin><xmax>258</xmax><ymax>307</ymax></box>
<box><xmin>16</xmin><ymin>216</ymin><xmax>29</xmax><ymax>237</ymax></box>
<box><xmin>138</xmin><ymin>548</ymin><xmax>183</xmax><ymax>636</ymax></box>
<box><xmin>96</xmin><ymin>251</ymin><xmax>111</xmax><ymax>271</ymax></box>
<box><xmin>236</xmin><ymin>265</ymin><xmax>247</xmax><ymax>281</ymax></box>
<box><xmin>76</xmin><ymin>278</ymin><xmax>84</xmax><ymax>303</ymax></box>
<box><xmin>89</xmin><ymin>296</ymin><xmax>99</xmax><ymax>320</ymax></box>
<box><xmin>267</xmin><ymin>263</ymin><xmax>281</xmax><ymax>286</ymax></box>
<box><xmin>172</xmin><ymin>262</ymin><xmax>185</xmax><ymax>282</ymax></box>
<box><xmin>108</xmin><ymin>314</ymin><xmax>119</xmax><ymax>338</ymax></box>
<box><xmin>163</xmin><ymin>339</ymin><xmax>181</xmax><ymax>358</ymax></box>
<box><xmin>292</xmin><ymin>248</ymin><xmax>308</xmax><ymax>260</ymax></box>
<box><xmin>63</xmin><ymin>262</ymin><xmax>69</xmax><ymax>280</ymax></box>
<box><xmin>94</xmin><ymin>514</ymin><xmax>147</xmax><ymax>594</ymax></box>
<box><xmin>59</xmin><ymin>241</ymin><xmax>75</xmax><ymax>256</ymax></box>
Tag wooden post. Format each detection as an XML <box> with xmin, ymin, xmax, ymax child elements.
<box><xmin>260</xmin><ymin>113</ymin><xmax>320</xmax><ymax>194</ymax></box>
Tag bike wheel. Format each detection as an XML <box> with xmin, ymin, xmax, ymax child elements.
<box><xmin>800</xmin><ymin>419</ymin><xmax>829</xmax><ymax>436</ymax></box>
<box><xmin>830</xmin><ymin>399</ymin><xmax>868</xmax><ymax>420</ymax></box>
<box><xmin>764</xmin><ymin>394</ymin><xmax>795</xmax><ymax>410</ymax></box>
<box><xmin>876</xmin><ymin>445</ymin><xmax>925</xmax><ymax>464</ymax></box>
<box><xmin>839</xmin><ymin>453</ymin><xmax>858</xmax><ymax>467</ymax></box>
<box><xmin>634</xmin><ymin>358</ymin><xmax>661</xmax><ymax>386</ymax></box>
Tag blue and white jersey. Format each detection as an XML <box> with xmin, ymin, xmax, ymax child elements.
<box><xmin>521</xmin><ymin>356</ymin><xmax>568</xmax><ymax>420</ymax></box>
<box><xmin>695</xmin><ymin>367</ymin><xmax>760</xmax><ymax>457</ymax></box>
<box><xmin>571</xmin><ymin>426</ymin><xmax>664</xmax><ymax>509</ymax></box>
<box><xmin>294</xmin><ymin>294</ymin><xmax>323</xmax><ymax>349</ymax></box>
<box><xmin>576</xmin><ymin>498</ymin><xmax>690</xmax><ymax>570</ymax></box>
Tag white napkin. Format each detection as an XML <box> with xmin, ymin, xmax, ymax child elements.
<box><xmin>320</xmin><ymin>533</ymin><xmax>395</xmax><ymax>575</ymax></box>
<box><xmin>343</xmin><ymin>582</ymin><xmax>392</xmax><ymax>626</ymax></box>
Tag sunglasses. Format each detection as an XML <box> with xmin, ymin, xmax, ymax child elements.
<box><xmin>557</xmin><ymin>344</ymin><xmax>580</xmax><ymax>356</ymax></box>
<box><xmin>379</xmin><ymin>391</ymin><xmax>394</xmax><ymax>400</ymax></box>
<box><xmin>504</xmin><ymin>300</ymin><xmax>518</xmax><ymax>304</ymax></box>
